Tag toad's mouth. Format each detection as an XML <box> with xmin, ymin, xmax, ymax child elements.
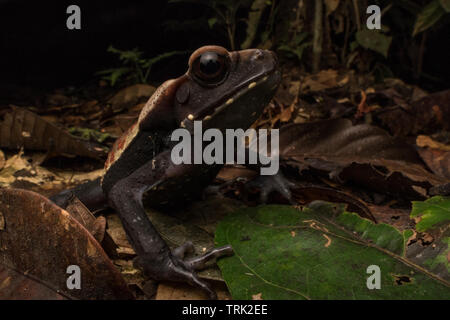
<box><xmin>180</xmin><ymin>68</ymin><xmax>281</xmax><ymax>130</ymax></box>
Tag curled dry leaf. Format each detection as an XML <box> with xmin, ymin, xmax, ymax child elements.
<box><xmin>279</xmin><ymin>118</ymin><xmax>446</xmax><ymax>199</ymax></box>
<box><xmin>0</xmin><ymin>106</ymin><xmax>106</xmax><ymax>160</ymax></box>
<box><xmin>290</xmin><ymin>185</ymin><xmax>376</xmax><ymax>222</ymax></box>
<box><xmin>65</xmin><ymin>196</ymin><xmax>118</xmax><ymax>258</ymax></box>
<box><xmin>366</xmin><ymin>204</ymin><xmax>412</xmax><ymax>230</ymax></box>
<box><xmin>417</xmin><ymin>148</ymin><xmax>450</xmax><ymax>180</ymax></box>
<box><xmin>416</xmin><ymin>135</ymin><xmax>450</xmax><ymax>181</ymax></box>
<box><xmin>0</xmin><ymin>188</ymin><xmax>133</xmax><ymax>300</ymax></box>
<box><xmin>376</xmin><ymin>89</ymin><xmax>450</xmax><ymax>136</ymax></box>
<box><xmin>417</xmin><ymin>135</ymin><xmax>450</xmax><ymax>152</ymax></box>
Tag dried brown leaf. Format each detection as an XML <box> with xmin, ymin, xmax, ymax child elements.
<box><xmin>279</xmin><ymin>119</ymin><xmax>445</xmax><ymax>198</ymax></box>
<box><xmin>0</xmin><ymin>188</ymin><xmax>133</xmax><ymax>300</ymax></box>
<box><xmin>0</xmin><ymin>106</ymin><xmax>106</xmax><ymax>159</ymax></box>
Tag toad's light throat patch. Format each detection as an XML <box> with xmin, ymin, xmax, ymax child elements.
<box><xmin>170</xmin><ymin>121</ymin><xmax>279</xmax><ymax>176</ymax></box>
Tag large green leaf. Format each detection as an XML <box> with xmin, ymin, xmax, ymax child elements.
<box><xmin>215</xmin><ymin>204</ymin><xmax>450</xmax><ymax>299</ymax></box>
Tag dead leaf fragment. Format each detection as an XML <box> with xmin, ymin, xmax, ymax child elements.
<box><xmin>0</xmin><ymin>106</ymin><xmax>106</xmax><ymax>159</ymax></box>
<box><xmin>377</xmin><ymin>89</ymin><xmax>450</xmax><ymax>136</ymax></box>
<box><xmin>301</xmin><ymin>69</ymin><xmax>339</xmax><ymax>93</ymax></box>
<box><xmin>417</xmin><ymin>135</ymin><xmax>450</xmax><ymax>152</ymax></box>
<box><xmin>417</xmin><ymin>148</ymin><xmax>450</xmax><ymax>180</ymax></box>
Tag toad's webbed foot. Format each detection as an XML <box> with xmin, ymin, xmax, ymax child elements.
<box><xmin>246</xmin><ymin>171</ymin><xmax>296</xmax><ymax>204</ymax></box>
<box><xmin>135</xmin><ymin>243</ymin><xmax>233</xmax><ymax>299</ymax></box>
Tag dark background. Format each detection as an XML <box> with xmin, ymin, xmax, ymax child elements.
<box><xmin>1</xmin><ymin>0</ymin><xmax>449</xmax><ymax>90</ymax></box>
<box><xmin>0</xmin><ymin>0</ymin><xmax>228</xmax><ymax>88</ymax></box>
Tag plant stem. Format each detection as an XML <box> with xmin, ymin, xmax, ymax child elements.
<box><xmin>352</xmin><ymin>0</ymin><xmax>361</xmax><ymax>31</ymax></box>
<box><xmin>135</xmin><ymin>60</ymin><xmax>145</xmax><ymax>84</ymax></box>
<box><xmin>312</xmin><ymin>0</ymin><xmax>323</xmax><ymax>73</ymax></box>
<box><xmin>416</xmin><ymin>31</ymin><xmax>427</xmax><ymax>80</ymax></box>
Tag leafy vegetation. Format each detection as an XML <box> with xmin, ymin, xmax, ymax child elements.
<box><xmin>413</xmin><ymin>0</ymin><xmax>450</xmax><ymax>36</ymax></box>
<box><xmin>215</xmin><ymin>202</ymin><xmax>450</xmax><ymax>299</ymax></box>
<box><xmin>166</xmin><ymin>0</ymin><xmax>449</xmax><ymax>85</ymax></box>
<box><xmin>96</xmin><ymin>45</ymin><xmax>187</xmax><ymax>86</ymax></box>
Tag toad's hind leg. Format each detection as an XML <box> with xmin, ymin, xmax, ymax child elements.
<box><xmin>107</xmin><ymin>151</ymin><xmax>233</xmax><ymax>299</ymax></box>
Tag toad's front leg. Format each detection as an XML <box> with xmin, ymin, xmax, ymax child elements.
<box><xmin>107</xmin><ymin>152</ymin><xmax>233</xmax><ymax>299</ymax></box>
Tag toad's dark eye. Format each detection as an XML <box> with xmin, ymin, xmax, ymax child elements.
<box><xmin>191</xmin><ymin>51</ymin><xmax>229</xmax><ymax>86</ymax></box>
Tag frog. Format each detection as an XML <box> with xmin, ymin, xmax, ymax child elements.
<box><xmin>51</xmin><ymin>45</ymin><xmax>282</xmax><ymax>299</ymax></box>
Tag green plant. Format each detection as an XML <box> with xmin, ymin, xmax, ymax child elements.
<box><xmin>412</xmin><ymin>0</ymin><xmax>450</xmax><ymax>36</ymax></box>
<box><xmin>170</xmin><ymin>0</ymin><xmax>254</xmax><ymax>50</ymax></box>
<box><xmin>277</xmin><ymin>32</ymin><xmax>311</xmax><ymax>62</ymax></box>
<box><xmin>96</xmin><ymin>46</ymin><xmax>187</xmax><ymax>86</ymax></box>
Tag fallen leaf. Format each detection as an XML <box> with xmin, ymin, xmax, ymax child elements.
<box><xmin>366</xmin><ymin>204</ymin><xmax>412</xmax><ymax>230</ymax></box>
<box><xmin>0</xmin><ymin>263</ymin><xmax>70</xmax><ymax>299</ymax></box>
<box><xmin>290</xmin><ymin>185</ymin><xmax>376</xmax><ymax>222</ymax></box>
<box><xmin>0</xmin><ymin>106</ymin><xmax>106</xmax><ymax>160</ymax></box>
<box><xmin>417</xmin><ymin>135</ymin><xmax>450</xmax><ymax>151</ymax></box>
<box><xmin>279</xmin><ymin>118</ymin><xmax>445</xmax><ymax>199</ymax></box>
<box><xmin>0</xmin><ymin>188</ymin><xmax>134</xmax><ymax>299</ymax></box>
<box><xmin>65</xmin><ymin>197</ymin><xmax>118</xmax><ymax>258</ymax></box>
<box><xmin>417</xmin><ymin>147</ymin><xmax>450</xmax><ymax>180</ymax></box>
<box><xmin>216</xmin><ymin>204</ymin><xmax>450</xmax><ymax>299</ymax></box>
<box><xmin>300</xmin><ymin>69</ymin><xmax>339</xmax><ymax>93</ymax></box>
<box><xmin>376</xmin><ymin>89</ymin><xmax>450</xmax><ymax>136</ymax></box>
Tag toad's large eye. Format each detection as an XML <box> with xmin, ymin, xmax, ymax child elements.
<box><xmin>191</xmin><ymin>51</ymin><xmax>229</xmax><ymax>86</ymax></box>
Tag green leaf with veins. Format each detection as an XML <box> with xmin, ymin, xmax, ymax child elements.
<box><xmin>215</xmin><ymin>204</ymin><xmax>450</xmax><ymax>300</ymax></box>
<box><xmin>411</xmin><ymin>196</ymin><xmax>450</xmax><ymax>232</ymax></box>
<box><xmin>408</xmin><ymin>196</ymin><xmax>450</xmax><ymax>281</ymax></box>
